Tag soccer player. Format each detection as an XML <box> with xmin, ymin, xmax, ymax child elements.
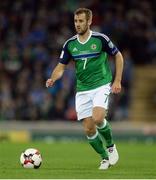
<box><xmin>46</xmin><ymin>8</ymin><xmax>124</xmax><ymax>170</ymax></box>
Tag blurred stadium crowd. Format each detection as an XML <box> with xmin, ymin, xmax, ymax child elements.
<box><xmin>0</xmin><ymin>0</ymin><xmax>156</xmax><ymax>121</ymax></box>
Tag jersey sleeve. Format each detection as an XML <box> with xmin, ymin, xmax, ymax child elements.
<box><xmin>100</xmin><ymin>34</ymin><xmax>119</xmax><ymax>56</ymax></box>
<box><xmin>59</xmin><ymin>42</ymin><xmax>72</xmax><ymax>65</ymax></box>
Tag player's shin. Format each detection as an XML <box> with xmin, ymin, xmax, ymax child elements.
<box><xmin>97</xmin><ymin>119</ymin><xmax>114</xmax><ymax>148</ymax></box>
<box><xmin>87</xmin><ymin>131</ymin><xmax>108</xmax><ymax>159</ymax></box>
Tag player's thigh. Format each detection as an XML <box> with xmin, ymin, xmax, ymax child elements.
<box><xmin>75</xmin><ymin>92</ymin><xmax>92</xmax><ymax>121</ymax></box>
<box><xmin>92</xmin><ymin>84</ymin><xmax>110</xmax><ymax>124</ymax></box>
<box><xmin>93</xmin><ymin>84</ymin><xmax>111</xmax><ymax>109</ymax></box>
<box><xmin>92</xmin><ymin>106</ymin><xmax>107</xmax><ymax>125</ymax></box>
<box><xmin>82</xmin><ymin>117</ymin><xmax>96</xmax><ymax>136</ymax></box>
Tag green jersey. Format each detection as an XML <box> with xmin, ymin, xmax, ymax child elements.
<box><xmin>59</xmin><ymin>31</ymin><xmax>119</xmax><ymax>92</ymax></box>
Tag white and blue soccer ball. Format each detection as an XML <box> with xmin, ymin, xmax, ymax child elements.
<box><xmin>20</xmin><ymin>148</ymin><xmax>42</xmax><ymax>169</ymax></box>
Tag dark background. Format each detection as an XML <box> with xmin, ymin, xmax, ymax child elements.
<box><xmin>0</xmin><ymin>0</ymin><xmax>156</xmax><ymax>122</ymax></box>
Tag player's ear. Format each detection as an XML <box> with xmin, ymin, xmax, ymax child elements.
<box><xmin>88</xmin><ymin>18</ymin><xmax>92</xmax><ymax>26</ymax></box>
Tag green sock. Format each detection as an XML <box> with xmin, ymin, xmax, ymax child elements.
<box><xmin>87</xmin><ymin>131</ymin><xmax>108</xmax><ymax>159</ymax></box>
<box><xmin>97</xmin><ymin>119</ymin><xmax>114</xmax><ymax>148</ymax></box>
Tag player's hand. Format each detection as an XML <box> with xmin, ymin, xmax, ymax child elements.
<box><xmin>46</xmin><ymin>79</ymin><xmax>54</xmax><ymax>88</ymax></box>
<box><xmin>111</xmin><ymin>81</ymin><xmax>121</xmax><ymax>94</ymax></box>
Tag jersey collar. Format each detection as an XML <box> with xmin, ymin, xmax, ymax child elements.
<box><xmin>77</xmin><ymin>30</ymin><xmax>92</xmax><ymax>45</ymax></box>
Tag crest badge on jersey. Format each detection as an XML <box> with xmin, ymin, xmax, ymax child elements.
<box><xmin>91</xmin><ymin>44</ymin><xmax>97</xmax><ymax>50</ymax></box>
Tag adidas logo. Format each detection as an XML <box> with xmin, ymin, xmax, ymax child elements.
<box><xmin>73</xmin><ymin>47</ymin><xmax>78</xmax><ymax>52</ymax></box>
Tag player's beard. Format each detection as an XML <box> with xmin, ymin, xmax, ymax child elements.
<box><xmin>76</xmin><ymin>26</ymin><xmax>88</xmax><ymax>35</ymax></box>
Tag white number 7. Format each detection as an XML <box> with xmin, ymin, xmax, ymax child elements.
<box><xmin>82</xmin><ymin>58</ymin><xmax>87</xmax><ymax>69</ymax></box>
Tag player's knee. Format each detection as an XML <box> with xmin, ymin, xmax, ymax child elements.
<box><xmin>84</xmin><ymin>127</ymin><xmax>96</xmax><ymax>136</ymax></box>
<box><xmin>93</xmin><ymin>113</ymin><xmax>106</xmax><ymax>126</ymax></box>
<box><xmin>92</xmin><ymin>108</ymin><xmax>107</xmax><ymax>126</ymax></box>
<box><xmin>93</xmin><ymin>117</ymin><xmax>103</xmax><ymax>126</ymax></box>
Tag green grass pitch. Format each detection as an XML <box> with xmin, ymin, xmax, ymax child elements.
<box><xmin>0</xmin><ymin>141</ymin><xmax>156</xmax><ymax>179</ymax></box>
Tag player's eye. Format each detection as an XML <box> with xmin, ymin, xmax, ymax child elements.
<box><xmin>79</xmin><ymin>20</ymin><xmax>83</xmax><ymax>23</ymax></box>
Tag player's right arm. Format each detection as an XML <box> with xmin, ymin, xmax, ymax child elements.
<box><xmin>46</xmin><ymin>63</ymin><xmax>66</xmax><ymax>88</ymax></box>
<box><xmin>46</xmin><ymin>40</ymin><xmax>72</xmax><ymax>88</ymax></box>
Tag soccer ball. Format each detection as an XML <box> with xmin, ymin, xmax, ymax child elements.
<box><xmin>20</xmin><ymin>148</ymin><xmax>42</xmax><ymax>169</ymax></box>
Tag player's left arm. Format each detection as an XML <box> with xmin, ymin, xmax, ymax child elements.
<box><xmin>100</xmin><ymin>34</ymin><xmax>124</xmax><ymax>94</ymax></box>
<box><xmin>112</xmin><ymin>51</ymin><xmax>124</xmax><ymax>94</ymax></box>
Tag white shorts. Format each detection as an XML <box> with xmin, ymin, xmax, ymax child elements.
<box><xmin>75</xmin><ymin>83</ymin><xmax>111</xmax><ymax>120</ymax></box>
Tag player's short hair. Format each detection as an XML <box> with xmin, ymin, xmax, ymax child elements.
<box><xmin>74</xmin><ymin>8</ymin><xmax>92</xmax><ymax>21</ymax></box>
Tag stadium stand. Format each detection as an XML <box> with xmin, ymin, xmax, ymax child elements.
<box><xmin>0</xmin><ymin>0</ymin><xmax>156</xmax><ymax>122</ymax></box>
